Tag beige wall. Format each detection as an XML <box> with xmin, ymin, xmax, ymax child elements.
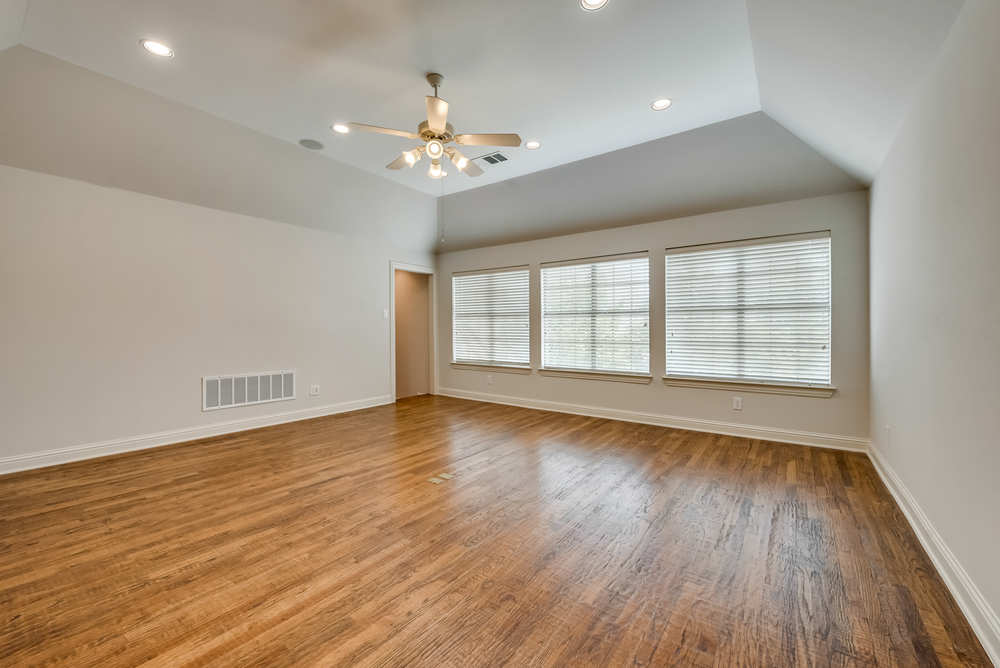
<box><xmin>435</xmin><ymin>113</ymin><xmax>863</xmax><ymax>252</ymax></box>
<box><xmin>436</xmin><ymin>191</ymin><xmax>870</xmax><ymax>448</ymax></box>
<box><xmin>0</xmin><ymin>164</ymin><xmax>433</xmax><ymax>471</ymax></box>
<box><xmin>395</xmin><ymin>271</ymin><xmax>430</xmax><ymax>399</ymax></box>
<box><xmin>870</xmin><ymin>0</ymin><xmax>1000</xmax><ymax>656</ymax></box>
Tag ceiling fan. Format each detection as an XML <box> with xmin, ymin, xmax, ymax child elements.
<box><xmin>341</xmin><ymin>74</ymin><xmax>522</xmax><ymax>179</ymax></box>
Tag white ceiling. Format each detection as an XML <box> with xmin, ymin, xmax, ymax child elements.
<box><xmin>0</xmin><ymin>46</ymin><xmax>439</xmax><ymax>252</ymax></box>
<box><xmin>0</xmin><ymin>0</ymin><xmax>29</xmax><ymax>51</ymax></box>
<box><xmin>0</xmin><ymin>0</ymin><xmax>968</xmax><ymax>250</ymax></box>
<box><xmin>12</xmin><ymin>0</ymin><xmax>761</xmax><ymax>196</ymax></box>
<box><xmin>747</xmin><ymin>0</ymin><xmax>966</xmax><ymax>183</ymax></box>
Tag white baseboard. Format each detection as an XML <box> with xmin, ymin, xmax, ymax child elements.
<box><xmin>868</xmin><ymin>444</ymin><xmax>1000</xmax><ymax>665</ymax></box>
<box><xmin>0</xmin><ymin>395</ymin><xmax>393</xmax><ymax>476</ymax></box>
<box><xmin>437</xmin><ymin>387</ymin><xmax>868</xmax><ymax>452</ymax></box>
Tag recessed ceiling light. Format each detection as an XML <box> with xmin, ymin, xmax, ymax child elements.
<box><xmin>332</xmin><ymin>124</ymin><xmax>350</xmax><ymax>134</ymax></box>
<box><xmin>140</xmin><ymin>40</ymin><xmax>173</xmax><ymax>58</ymax></box>
<box><xmin>651</xmin><ymin>98</ymin><xmax>672</xmax><ymax>111</ymax></box>
<box><xmin>299</xmin><ymin>139</ymin><xmax>324</xmax><ymax>150</ymax></box>
<box><xmin>581</xmin><ymin>0</ymin><xmax>608</xmax><ymax>11</ymax></box>
<box><xmin>525</xmin><ymin>141</ymin><xmax>541</xmax><ymax>150</ymax></box>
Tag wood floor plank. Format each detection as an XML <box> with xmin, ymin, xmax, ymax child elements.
<box><xmin>0</xmin><ymin>396</ymin><xmax>992</xmax><ymax>667</ymax></box>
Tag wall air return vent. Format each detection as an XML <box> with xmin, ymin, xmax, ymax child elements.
<box><xmin>476</xmin><ymin>152</ymin><xmax>509</xmax><ymax>166</ymax></box>
<box><xmin>203</xmin><ymin>371</ymin><xmax>295</xmax><ymax>411</ymax></box>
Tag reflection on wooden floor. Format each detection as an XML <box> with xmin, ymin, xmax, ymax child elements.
<box><xmin>0</xmin><ymin>395</ymin><xmax>991</xmax><ymax>666</ymax></box>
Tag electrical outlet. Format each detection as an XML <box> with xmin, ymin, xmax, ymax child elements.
<box><xmin>733</xmin><ymin>397</ymin><xmax>743</xmax><ymax>410</ymax></box>
<box><xmin>486</xmin><ymin>374</ymin><xmax>492</xmax><ymax>385</ymax></box>
<box><xmin>310</xmin><ymin>385</ymin><xmax>320</xmax><ymax>396</ymax></box>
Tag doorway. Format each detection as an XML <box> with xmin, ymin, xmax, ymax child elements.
<box><xmin>393</xmin><ymin>267</ymin><xmax>433</xmax><ymax>400</ymax></box>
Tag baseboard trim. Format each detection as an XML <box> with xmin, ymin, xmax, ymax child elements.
<box><xmin>0</xmin><ymin>395</ymin><xmax>393</xmax><ymax>476</ymax></box>
<box><xmin>867</xmin><ymin>444</ymin><xmax>1000</xmax><ymax>665</ymax></box>
<box><xmin>437</xmin><ymin>387</ymin><xmax>868</xmax><ymax>452</ymax></box>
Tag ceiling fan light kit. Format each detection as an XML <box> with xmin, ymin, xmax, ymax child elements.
<box><xmin>340</xmin><ymin>73</ymin><xmax>521</xmax><ymax>179</ymax></box>
<box><xmin>447</xmin><ymin>148</ymin><xmax>470</xmax><ymax>171</ymax></box>
<box><xmin>426</xmin><ymin>139</ymin><xmax>444</xmax><ymax>159</ymax></box>
<box><xmin>403</xmin><ymin>147</ymin><xmax>424</xmax><ymax>166</ymax></box>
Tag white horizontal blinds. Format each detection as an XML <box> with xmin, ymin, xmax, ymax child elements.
<box><xmin>665</xmin><ymin>234</ymin><xmax>831</xmax><ymax>384</ymax></box>
<box><xmin>541</xmin><ymin>256</ymin><xmax>650</xmax><ymax>374</ymax></box>
<box><xmin>453</xmin><ymin>268</ymin><xmax>530</xmax><ymax>366</ymax></box>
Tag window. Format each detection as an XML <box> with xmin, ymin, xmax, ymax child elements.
<box><xmin>452</xmin><ymin>267</ymin><xmax>530</xmax><ymax>367</ymax></box>
<box><xmin>665</xmin><ymin>232</ymin><xmax>831</xmax><ymax>386</ymax></box>
<box><xmin>541</xmin><ymin>254</ymin><xmax>649</xmax><ymax>375</ymax></box>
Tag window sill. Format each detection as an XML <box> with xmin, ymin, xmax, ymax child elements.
<box><xmin>451</xmin><ymin>363</ymin><xmax>531</xmax><ymax>375</ymax></box>
<box><xmin>662</xmin><ymin>376</ymin><xmax>835</xmax><ymax>397</ymax></box>
<box><xmin>540</xmin><ymin>368</ymin><xmax>653</xmax><ymax>384</ymax></box>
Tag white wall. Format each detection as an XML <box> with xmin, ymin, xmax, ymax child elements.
<box><xmin>0</xmin><ymin>164</ymin><xmax>433</xmax><ymax>471</ymax></box>
<box><xmin>394</xmin><ymin>270</ymin><xmax>430</xmax><ymax>399</ymax></box>
<box><xmin>437</xmin><ymin>192</ymin><xmax>870</xmax><ymax>448</ymax></box>
<box><xmin>869</xmin><ymin>0</ymin><xmax>1000</xmax><ymax>657</ymax></box>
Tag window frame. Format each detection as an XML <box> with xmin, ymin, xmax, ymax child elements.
<box><xmin>663</xmin><ymin>232</ymin><xmax>835</xmax><ymax>397</ymax></box>
<box><xmin>451</xmin><ymin>266</ymin><xmax>531</xmax><ymax>372</ymax></box>
<box><xmin>540</xmin><ymin>253</ymin><xmax>652</xmax><ymax>382</ymax></box>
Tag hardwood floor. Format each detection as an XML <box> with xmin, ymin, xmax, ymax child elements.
<box><xmin>0</xmin><ymin>396</ymin><xmax>991</xmax><ymax>667</ymax></box>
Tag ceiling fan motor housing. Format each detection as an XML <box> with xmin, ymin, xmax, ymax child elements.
<box><xmin>418</xmin><ymin>120</ymin><xmax>454</xmax><ymax>142</ymax></box>
<box><xmin>344</xmin><ymin>72</ymin><xmax>518</xmax><ymax>178</ymax></box>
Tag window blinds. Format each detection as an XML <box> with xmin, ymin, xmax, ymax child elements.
<box><xmin>541</xmin><ymin>255</ymin><xmax>649</xmax><ymax>374</ymax></box>
<box><xmin>665</xmin><ymin>233</ymin><xmax>831</xmax><ymax>385</ymax></box>
<box><xmin>453</xmin><ymin>268</ymin><xmax>530</xmax><ymax>367</ymax></box>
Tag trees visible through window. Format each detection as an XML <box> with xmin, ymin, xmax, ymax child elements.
<box><xmin>665</xmin><ymin>233</ymin><xmax>832</xmax><ymax>385</ymax></box>
<box><xmin>541</xmin><ymin>255</ymin><xmax>649</xmax><ymax>374</ymax></box>
<box><xmin>452</xmin><ymin>268</ymin><xmax>530</xmax><ymax>367</ymax></box>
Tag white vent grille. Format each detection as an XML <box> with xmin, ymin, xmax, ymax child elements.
<box><xmin>203</xmin><ymin>371</ymin><xmax>295</xmax><ymax>411</ymax></box>
<box><xmin>475</xmin><ymin>151</ymin><xmax>509</xmax><ymax>166</ymax></box>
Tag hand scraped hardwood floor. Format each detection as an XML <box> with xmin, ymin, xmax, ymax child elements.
<box><xmin>0</xmin><ymin>396</ymin><xmax>992</xmax><ymax>666</ymax></box>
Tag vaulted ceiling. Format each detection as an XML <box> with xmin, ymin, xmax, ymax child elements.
<box><xmin>0</xmin><ymin>0</ymin><xmax>967</xmax><ymax>251</ymax></box>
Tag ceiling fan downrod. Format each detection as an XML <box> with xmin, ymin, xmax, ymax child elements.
<box><xmin>427</xmin><ymin>73</ymin><xmax>444</xmax><ymax>98</ymax></box>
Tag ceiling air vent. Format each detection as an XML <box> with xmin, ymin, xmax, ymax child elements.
<box><xmin>476</xmin><ymin>152</ymin><xmax>509</xmax><ymax>166</ymax></box>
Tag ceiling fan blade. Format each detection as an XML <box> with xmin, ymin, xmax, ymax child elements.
<box><xmin>453</xmin><ymin>133</ymin><xmax>522</xmax><ymax>147</ymax></box>
<box><xmin>462</xmin><ymin>160</ymin><xmax>484</xmax><ymax>177</ymax></box>
<box><xmin>386</xmin><ymin>155</ymin><xmax>409</xmax><ymax>170</ymax></box>
<box><xmin>347</xmin><ymin>123</ymin><xmax>418</xmax><ymax>139</ymax></box>
<box><xmin>426</xmin><ymin>96</ymin><xmax>449</xmax><ymax>134</ymax></box>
